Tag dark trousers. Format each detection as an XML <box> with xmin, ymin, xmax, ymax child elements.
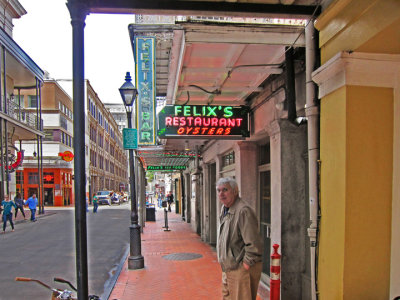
<box><xmin>15</xmin><ymin>206</ymin><xmax>25</xmax><ymax>218</ymax></box>
<box><xmin>30</xmin><ymin>208</ymin><xmax>36</xmax><ymax>221</ymax></box>
<box><xmin>3</xmin><ymin>213</ymin><xmax>14</xmax><ymax>231</ymax></box>
<box><xmin>93</xmin><ymin>202</ymin><xmax>98</xmax><ymax>213</ymax></box>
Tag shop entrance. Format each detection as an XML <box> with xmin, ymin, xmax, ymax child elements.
<box><xmin>259</xmin><ymin>169</ymin><xmax>271</xmax><ymax>277</ymax></box>
<box><xmin>44</xmin><ymin>188</ymin><xmax>54</xmax><ymax>206</ymax></box>
<box><xmin>28</xmin><ymin>187</ymin><xmax>38</xmax><ymax>198</ymax></box>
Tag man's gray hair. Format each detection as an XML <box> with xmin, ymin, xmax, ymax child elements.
<box><xmin>216</xmin><ymin>177</ymin><xmax>239</xmax><ymax>194</ymax></box>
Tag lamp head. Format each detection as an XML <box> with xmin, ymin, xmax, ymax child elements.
<box><xmin>119</xmin><ymin>72</ymin><xmax>137</xmax><ymax>108</ymax></box>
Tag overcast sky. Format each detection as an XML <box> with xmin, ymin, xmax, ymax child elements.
<box><xmin>13</xmin><ymin>0</ymin><xmax>136</xmax><ymax>103</ymax></box>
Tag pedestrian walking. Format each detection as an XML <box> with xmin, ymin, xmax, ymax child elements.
<box><xmin>14</xmin><ymin>192</ymin><xmax>26</xmax><ymax>220</ymax></box>
<box><xmin>2</xmin><ymin>194</ymin><xmax>17</xmax><ymax>233</ymax></box>
<box><xmin>216</xmin><ymin>177</ymin><xmax>263</xmax><ymax>300</ymax></box>
<box><xmin>167</xmin><ymin>191</ymin><xmax>174</xmax><ymax>212</ymax></box>
<box><xmin>92</xmin><ymin>193</ymin><xmax>98</xmax><ymax>213</ymax></box>
<box><xmin>25</xmin><ymin>193</ymin><xmax>38</xmax><ymax>222</ymax></box>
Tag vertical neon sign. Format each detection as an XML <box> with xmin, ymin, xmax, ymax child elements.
<box><xmin>135</xmin><ymin>37</ymin><xmax>156</xmax><ymax>145</ymax></box>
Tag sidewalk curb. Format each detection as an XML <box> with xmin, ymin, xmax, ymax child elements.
<box><xmin>102</xmin><ymin>244</ymin><xmax>129</xmax><ymax>300</ymax></box>
<box><xmin>14</xmin><ymin>211</ymin><xmax>57</xmax><ymax>225</ymax></box>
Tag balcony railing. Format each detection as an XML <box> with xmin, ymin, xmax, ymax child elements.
<box><xmin>5</xmin><ymin>98</ymin><xmax>42</xmax><ymax>131</ymax></box>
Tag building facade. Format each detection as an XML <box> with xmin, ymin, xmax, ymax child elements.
<box><xmin>17</xmin><ymin>79</ymin><xmax>74</xmax><ymax>206</ymax></box>
<box><xmin>87</xmin><ymin>82</ymin><xmax>129</xmax><ymax>197</ymax></box>
<box><xmin>0</xmin><ymin>0</ymin><xmax>44</xmax><ymax>206</ymax></box>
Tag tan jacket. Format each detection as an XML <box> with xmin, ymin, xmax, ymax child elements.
<box><xmin>217</xmin><ymin>197</ymin><xmax>263</xmax><ymax>272</ymax></box>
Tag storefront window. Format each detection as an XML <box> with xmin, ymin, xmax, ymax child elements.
<box><xmin>28</xmin><ymin>172</ymin><xmax>39</xmax><ymax>184</ymax></box>
<box><xmin>43</xmin><ymin>172</ymin><xmax>55</xmax><ymax>184</ymax></box>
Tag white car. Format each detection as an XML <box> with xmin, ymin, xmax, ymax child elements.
<box><xmin>96</xmin><ymin>191</ymin><xmax>112</xmax><ymax>205</ymax></box>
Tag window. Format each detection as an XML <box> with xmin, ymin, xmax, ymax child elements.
<box><xmin>222</xmin><ymin>151</ymin><xmax>235</xmax><ymax>168</ymax></box>
<box><xmin>43</xmin><ymin>172</ymin><xmax>55</xmax><ymax>184</ymax></box>
<box><xmin>28</xmin><ymin>172</ymin><xmax>39</xmax><ymax>184</ymax></box>
<box><xmin>259</xmin><ymin>143</ymin><xmax>270</xmax><ymax>165</ymax></box>
<box><xmin>28</xmin><ymin>95</ymin><xmax>38</xmax><ymax>108</ymax></box>
<box><xmin>16</xmin><ymin>171</ymin><xmax>24</xmax><ymax>185</ymax></box>
<box><xmin>14</xmin><ymin>95</ymin><xmax>24</xmax><ymax>106</ymax></box>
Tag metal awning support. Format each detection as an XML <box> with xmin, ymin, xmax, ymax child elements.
<box><xmin>66</xmin><ymin>1</ymin><xmax>89</xmax><ymax>300</ymax></box>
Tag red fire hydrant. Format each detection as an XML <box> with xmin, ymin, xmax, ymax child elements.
<box><xmin>270</xmin><ymin>244</ymin><xmax>281</xmax><ymax>300</ymax></box>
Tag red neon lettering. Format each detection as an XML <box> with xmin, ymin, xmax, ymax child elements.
<box><xmin>224</xmin><ymin>128</ymin><xmax>231</xmax><ymax>135</ymax></box>
<box><xmin>165</xmin><ymin>117</ymin><xmax>172</xmax><ymax>126</ymax></box>
<box><xmin>173</xmin><ymin>117</ymin><xmax>179</xmax><ymax>126</ymax></box>
<box><xmin>211</xmin><ymin>118</ymin><xmax>218</xmax><ymax>126</ymax></box>
<box><xmin>187</xmin><ymin>117</ymin><xmax>194</xmax><ymax>126</ymax></box>
<box><xmin>177</xmin><ymin>127</ymin><xmax>185</xmax><ymax>134</ymax></box>
<box><xmin>216</xmin><ymin>128</ymin><xmax>224</xmax><ymax>135</ymax></box>
<box><xmin>194</xmin><ymin>117</ymin><xmax>202</xmax><ymax>126</ymax></box>
<box><xmin>186</xmin><ymin>127</ymin><xmax>193</xmax><ymax>134</ymax></box>
<box><xmin>179</xmin><ymin>117</ymin><xmax>186</xmax><ymax>126</ymax></box>
<box><xmin>201</xmin><ymin>127</ymin><xmax>208</xmax><ymax>134</ymax></box>
<box><xmin>193</xmin><ymin>127</ymin><xmax>200</xmax><ymax>135</ymax></box>
<box><xmin>236</xmin><ymin>118</ymin><xmax>243</xmax><ymax>126</ymax></box>
<box><xmin>219</xmin><ymin>118</ymin><xmax>227</xmax><ymax>127</ymax></box>
<box><xmin>227</xmin><ymin>118</ymin><xmax>236</xmax><ymax>127</ymax></box>
<box><xmin>208</xmin><ymin>128</ymin><xmax>216</xmax><ymax>135</ymax></box>
<box><xmin>203</xmin><ymin>118</ymin><xmax>210</xmax><ymax>126</ymax></box>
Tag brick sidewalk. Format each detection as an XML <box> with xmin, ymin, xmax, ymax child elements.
<box><xmin>109</xmin><ymin>209</ymin><xmax>267</xmax><ymax>300</ymax></box>
<box><xmin>109</xmin><ymin>209</ymin><xmax>221</xmax><ymax>300</ymax></box>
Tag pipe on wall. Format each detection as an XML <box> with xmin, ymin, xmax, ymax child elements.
<box><xmin>305</xmin><ymin>20</ymin><xmax>320</xmax><ymax>300</ymax></box>
<box><xmin>285</xmin><ymin>46</ymin><xmax>297</xmax><ymax>123</ymax></box>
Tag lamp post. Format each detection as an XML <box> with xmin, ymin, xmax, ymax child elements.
<box><xmin>119</xmin><ymin>72</ymin><xmax>144</xmax><ymax>270</ymax></box>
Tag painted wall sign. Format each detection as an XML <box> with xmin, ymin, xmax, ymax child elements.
<box><xmin>158</xmin><ymin>105</ymin><xmax>250</xmax><ymax>139</ymax></box>
<box><xmin>147</xmin><ymin>165</ymin><xmax>187</xmax><ymax>171</ymax></box>
<box><xmin>135</xmin><ymin>36</ymin><xmax>156</xmax><ymax>145</ymax></box>
<box><xmin>59</xmin><ymin>151</ymin><xmax>74</xmax><ymax>162</ymax></box>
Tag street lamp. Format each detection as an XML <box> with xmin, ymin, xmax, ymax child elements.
<box><xmin>119</xmin><ymin>72</ymin><xmax>144</xmax><ymax>270</ymax></box>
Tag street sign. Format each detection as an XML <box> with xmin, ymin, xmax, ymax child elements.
<box><xmin>123</xmin><ymin>128</ymin><xmax>138</xmax><ymax>149</ymax></box>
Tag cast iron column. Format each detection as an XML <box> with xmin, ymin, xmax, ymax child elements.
<box><xmin>126</xmin><ymin>109</ymin><xmax>144</xmax><ymax>269</ymax></box>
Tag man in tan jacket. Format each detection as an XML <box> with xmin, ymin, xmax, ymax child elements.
<box><xmin>217</xmin><ymin>177</ymin><xmax>263</xmax><ymax>300</ymax></box>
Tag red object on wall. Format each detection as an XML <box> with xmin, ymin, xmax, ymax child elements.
<box><xmin>270</xmin><ymin>244</ymin><xmax>281</xmax><ymax>300</ymax></box>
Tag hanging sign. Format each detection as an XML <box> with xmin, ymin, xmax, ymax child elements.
<box><xmin>157</xmin><ymin>105</ymin><xmax>250</xmax><ymax>139</ymax></box>
<box><xmin>59</xmin><ymin>151</ymin><xmax>74</xmax><ymax>162</ymax></box>
<box><xmin>147</xmin><ymin>165</ymin><xmax>187</xmax><ymax>171</ymax></box>
<box><xmin>135</xmin><ymin>36</ymin><xmax>156</xmax><ymax>145</ymax></box>
<box><xmin>123</xmin><ymin>128</ymin><xmax>138</xmax><ymax>149</ymax></box>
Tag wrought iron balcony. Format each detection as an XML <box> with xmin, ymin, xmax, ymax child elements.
<box><xmin>5</xmin><ymin>98</ymin><xmax>42</xmax><ymax>131</ymax></box>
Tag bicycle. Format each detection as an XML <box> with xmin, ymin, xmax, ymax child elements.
<box><xmin>15</xmin><ymin>276</ymin><xmax>99</xmax><ymax>300</ymax></box>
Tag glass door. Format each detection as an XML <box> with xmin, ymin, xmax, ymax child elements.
<box><xmin>260</xmin><ymin>170</ymin><xmax>271</xmax><ymax>276</ymax></box>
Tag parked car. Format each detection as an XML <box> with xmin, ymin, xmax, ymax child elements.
<box><xmin>96</xmin><ymin>191</ymin><xmax>112</xmax><ymax>205</ymax></box>
<box><xmin>110</xmin><ymin>193</ymin><xmax>121</xmax><ymax>205</ymax></box>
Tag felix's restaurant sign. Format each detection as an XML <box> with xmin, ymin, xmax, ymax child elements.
<box><xmin>135</xmin><ymin>36</ymin><xmax>156</xmax><ymax>145</ymax></box>
<box><xmin>158</xmin><ymin>105</ymin><xmax>249</xmax><ymax>139</ymax></box>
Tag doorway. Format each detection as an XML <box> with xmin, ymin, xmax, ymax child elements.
<box><xmin>44</xmin><ymin>188</ymin><xmax>54</xmax><ymax>206</ymax></box>
<box><xmin>28</xmin><ymin>187</ymin><xmax>38</xmax><ymax>198</ymax></box>
<box><xmin>209</xmin><ymin>163</ymin><xmax>217</xmax><ymax>246</ymax></box>
<box><xmin>260</xmin><ymin>170</ymin><xmax>271</xmax><ymax>277</ymax></box>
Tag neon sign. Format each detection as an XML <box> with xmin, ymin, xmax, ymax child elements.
<box><xmin>58</xmin><ymin>151</ymin><xmax>74</xmax><ymax>162</ymax></box>
<box><xmin>135</xmin><ymin>36</ymin><xmax>156</xmax><ymax>145</ymax></box>
<box><xmin>158</xmin><ymin>105</ymin><xmax>249</xmax><ymax>139</ymax></box>
<box><xmin>147</xmin><ymin>165</ymin><xmax>187</xmax><ymax>171</ymax></box>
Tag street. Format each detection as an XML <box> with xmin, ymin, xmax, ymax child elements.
<box><xmin>0</xmin><ymin>204</ymin><xmax>131</xmax><ymax>300</ymax></box>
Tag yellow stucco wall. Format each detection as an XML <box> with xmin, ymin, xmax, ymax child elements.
<box><xmin>315</xmin><ymin>0</ymin><xmax>400</xmax><ymax>64</ymax></box>
<box><xmin>319</xmin><ymin>86</ymin><xmax>393</xmax><ymax>299</ymax></box>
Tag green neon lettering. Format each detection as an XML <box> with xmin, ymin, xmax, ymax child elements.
<box><xmin>207</xmin><ymin>106</ymin><xmax>217</xmax><ymax>116</ymax></box>
<box><xmin>184</xmin><ymin>106</ymin><xmax>191</xmax><ymax>116</ymax></box>
<box><xmin>193</xmin><ymin>106</ymin><xmax>201</xmax><ymax>116</ymax></box>
<box><xmin>175</xmin><ymin>106</ymin><xmax>182</xmax><ymax>115</ymax></box>
<box><xmin>224</xmin><ymin>106</ymin><xmax>233</xmax><ymax>118</ymax></box>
